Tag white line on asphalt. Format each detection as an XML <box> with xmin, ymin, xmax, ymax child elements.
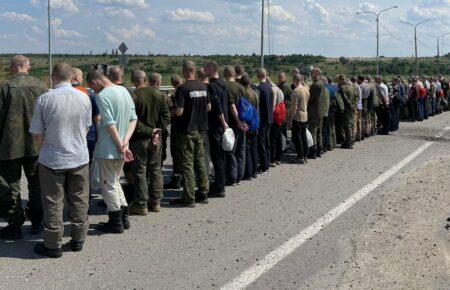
<box><xmin>222</xmin><ymin>127</ymin><xmax>449</xmax><ymax>290</ymax></box>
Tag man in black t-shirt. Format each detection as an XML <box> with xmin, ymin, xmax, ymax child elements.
<box><xmin>171</xmin><ymin>60</ymin><xmax>211</xmax><ymax>207</ymax></box>
<box><xmin>204</xmin><ymin>61</ymin><xmax>229</xmax><ymax>197</ymax></box>
<box><xmin>257</xmin><ymin>68</ymin><xmax>275</xmax><ymax>173</ymax></box>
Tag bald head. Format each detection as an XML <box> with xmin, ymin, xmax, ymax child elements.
<box><xmin>86</xmin><ymin>69</ymin><xmax>111</xmax><ymax>93</ymax></box>
<box><xmin>109</xmin><ymin>66</ymin><xmax>123</xmax><ymax>84</ymax></box>
<box><xmin>131</xmin><ymin>69</ymin><xmax>146</xmax><ymax>87</ymax></box>
<box><xmin>291</xmin><ymin>68</ymin><xmax>299</xmax><ymax>76</ymax></box>
<box><xmin>10</xmin><ymin>55</ymin><xmax>30</xmax><ymax>74</ymax></box>
<box><xmin>292</xmin><ymin>74</ymin><xmax>304</xmax><ymax>87</ymax></box>
<box><xmin>257</xmin><ymin>68</ymin><xmax>267</xmax><ymax>80</ymax></box>
<box><xmin>170</xmin><ymin>74</ymin><xmax>183</xmax><ymax>89</ymax></box>
<box><xmin>52</xmin><ymin>62</ymin><xmax>73</xmax><ymax>85</ymax></box>
<box><xmin>311</xmin><ymin>68</ymin><xmax>321</xmax><ymax>81</ymax></box>
<box><xmin>278</xmin><ymin>72</ymin><xmax>287</xmax><ymax>84</ymax></box>
<box><xmin>149</xmin><ymin>73</ymin><xmax>162</xmax><ymax>88</ymax></box>
<box><xmin>72</xmin><ymin>68</ymin><xmax>83</xmax><ymax>84</ymax></box>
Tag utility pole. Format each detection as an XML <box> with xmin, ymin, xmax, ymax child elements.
<box><xmin>260</xmin><ymin>0</ymin><xmax>264</xmax><ymax>69</ymax></box>
<box><xmin>356</xmin><ymin>6</ymin><xmax>398</xmax><ymax>76</ymax></box>
<box><xmin>48</xmin><ymin>0</ymin><xmax>52</xmax><ymax>88</ymax></box>
<box><xmin>426</xmin><ymin>32</ymin><xmax>450</xmax><ymax>75</ymax></box>
<box><xmin>400</xmin><ymin>19</ymin><xmax>431</xmax><ymax>75</ymax></box>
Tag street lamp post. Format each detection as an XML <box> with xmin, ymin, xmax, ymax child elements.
<box><xmin>260</xmin><ymin>0</ymin><xmax>265</xmax><ymax>69</ymax></box>
<box><xmin>426</xmin><ymin>32</ymin><xmax>450</xmax><ymax>75</ymax></box>
<box><xmin>400</xmin><ymin>19</ymin><xmax>432</xmax><ymax>75</ymax></box>
<box><xmin>356</xmin><ymin>6</ymin><xmax>398</xmax><ymax>76</ymax></box>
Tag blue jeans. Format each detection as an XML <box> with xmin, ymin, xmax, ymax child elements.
<box><xmin>417</xmin><ymin>98</ymin><xmax>425</xmax><ymax>120</ymax></box>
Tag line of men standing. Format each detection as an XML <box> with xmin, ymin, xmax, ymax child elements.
<box><xmin>0</xmin><ymin>54</ymin><xmax>411</xmax><ymax>259</ymax></box>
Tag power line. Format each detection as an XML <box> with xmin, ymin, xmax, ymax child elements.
<box><xmin>379</xmin><ymin>22</ymin><xmax>411</xmax><ymax>44</ymax></box>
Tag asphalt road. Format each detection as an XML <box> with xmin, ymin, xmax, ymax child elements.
<box><xmin>0</xmin><ymin>112</ymin><xmax>449</xmax><ymax>290</ymax></box>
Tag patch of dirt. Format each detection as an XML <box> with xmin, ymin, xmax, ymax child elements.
<box><xmin>338</xmin><ymin>156</ymin><xmax>450</xmax><ymax>289</ymax></box>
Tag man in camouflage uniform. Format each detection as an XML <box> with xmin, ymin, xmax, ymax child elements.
<box><xmin>0</xmin><ymin>55</ymin><xmax>47</xmax><ymax>239</ymax></box>
<box><xmin>278</xmin><ymin>72</ymin><xmax>293</xmax><ymax>143</ymax></box>
<box><xmin>337</xmin><ymin>75</ymin><xmax>355</xmax><ymax>149</ymax></box>
<box><xmin>307</xmin><ymin>68</ymin><xmax>326</xmax><ymax>158</ymax></box>
<box><xmin>367</xmin><ymin>76</ymin><xmax>379</xmax><ymax>136</ymax></box>
<box><xmin>126</xmin><ymin>71</ymin><xmax>170</xmax><ymax>216</ymax></box>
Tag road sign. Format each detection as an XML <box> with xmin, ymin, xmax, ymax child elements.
<box><xmin>118</xmin><ymin>42</ymin><xmax>128</xmax><ymax>54</ymax></box>
<box><xmin>118</xmin><ymin>54</ymin><xmax>129</xmax><ymax>65</ymax></box>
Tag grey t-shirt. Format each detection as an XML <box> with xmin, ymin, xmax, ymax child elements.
<box><xmin>30</xmin><ymin>82</ymin><xmax>92</xmax><ymax>169</ymax></box>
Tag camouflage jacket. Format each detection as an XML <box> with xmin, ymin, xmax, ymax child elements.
<box><xmin>338</xmin><ymin>82</ymin><xmax>356</xmax><ymax>111</ymax></box>
<box><xmin>0</xmin><ymin>73</ymin><xmax>47</xmax><ymax>160</ymax></box>
<box><xmin>308</xmin><ymin>79</ymin><xmax>325</xmax><ymax>119</ymax></box>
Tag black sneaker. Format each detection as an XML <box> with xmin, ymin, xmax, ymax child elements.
<box><xmin>69</xmin><ymin>240</ymin><xmax>84</xmax><ymax>252</ymax></box>
<box><xmin>209</xmin><ymin>190</ymin><xmax>225</xmax><ymax>198</ymax></box>
<box><xmin>34</xmin><ymin>242</ymin><xmax>62</xmax><ymax>258</ymax></box>
<box><xmin>195</xmin><ymin>196</ymin><xmax>209</xmax><ymax>204</ymax></box>
<box><xmin>170</xmin><ymin>198</ymin><xmax>196</xmax><ymax>208</ymax></box>
<box><xmin>0</xmin><ymin>224</ymin><xmax>23</xmax><ymax>240</ymax></box>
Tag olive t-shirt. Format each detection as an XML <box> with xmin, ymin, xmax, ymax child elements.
<box><xmin>173</xmin><ymin>80</ymin><xmax>210</xmax><ymax>132</ymax></box>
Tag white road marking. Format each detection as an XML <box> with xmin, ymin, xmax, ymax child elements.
<box><xmin>222</xmin><ymin>127</ymin><xmax>450</xmax><ymax>290</ymax></box>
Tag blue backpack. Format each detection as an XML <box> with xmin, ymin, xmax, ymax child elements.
<box><xmin>249</xmin><ymin>107</ymin><xmax>260</xmax><ymax>132</ymax></box>
<box><xmin>237</xmin><ymin>97</ymin><xmax>255</xmax><ymax>124</ymax></box>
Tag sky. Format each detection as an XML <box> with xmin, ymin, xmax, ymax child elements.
<box><xmin>1</xmin><ymin>0</ymin><xmax>450</xmax><ymax>57</ymax></box>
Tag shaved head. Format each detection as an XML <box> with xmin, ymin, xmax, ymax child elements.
<box><xmin>149</xmin><ymin>72</ymin><xmax>162</xmax><ymax>87</ymax></box>
<box><xmin>109</xmin><ymin>66</ymin><xmax>123</xmax><ymax>84</ymax></box>
<box><xmin>131</xmin><ymin>69</ymin><xmax>146</xmax><ymax>84</ymax></box>
<box><xmin>72</xmin><ymin>67</ymin><xmax>83</xmax><ymax>84</ymax></box>
<box><xmin>10</xmin><ymin>55</ymin><xmax>30</xmax><ymax>74</ymax></box>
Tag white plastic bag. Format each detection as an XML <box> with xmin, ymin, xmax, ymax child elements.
<box><xmin>222</xmin><ymin>128</ymin><xmax>236</xmax><ymax>152</ymax></box>
<box><xmin>306</xmin><ymin>128</ymin><xmax>314</xmax><ymax>148</ymax></box>
<box><xmin>89</xmin><ymin>158</ymin><xmax>101</xmax><ymax>194</ymax></box>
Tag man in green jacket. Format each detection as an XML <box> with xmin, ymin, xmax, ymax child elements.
<box><xmin>126</xmin><ymin>70</ymin><xmax>170</xmax><ymax>215</ymax></box>
<box><xmin>337</xmin><ymin>75</ymin><xmax>356</xmax><ymax>149</ymax></box>
<box><xmin>0</xmin><ymin>55</ymin><xmax>48</xmax><ymax>239</ymax></box>
<box><xmin>307</xmin><ymin>68</ymin><xmax>326</xmax><ymax>158</ymax></box>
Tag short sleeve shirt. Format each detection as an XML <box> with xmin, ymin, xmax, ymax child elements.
<box><xmin>94</xmin><ymin>85</ymin><xmax>137</xmax><ymax>159</ymax></box>
<box><xmin>173</xmin><ymin>80</ymin><xmax>210</xmax><ymax>132</ymax></box>
<box><xmin>29</xmin><ymin>83</ymin><xmax>92</xmax><ymax>169</ymax></box>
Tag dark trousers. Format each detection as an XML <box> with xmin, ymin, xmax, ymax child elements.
<box><xmin>39</xmin><ymin>164</ymin><xmax>89</xmax><ymax>249</ymax></box>
<box><xmin>340</xmin><ymin>108</ymin><xmax>354</xmax><ymax>145</ymax></box>
<box><xmin>270</xmin><ymin>123</ymin><xmax>283</xmax><ymax>163</ymax></box>
<box><xmin>292</xmin><ymin>121</ymin><xmax>308</xmax><ymax>159</ymax></box>
<box><xmin>0</xmin><ymin>157</ymin><xmax>42</xmax><ymax>226</ymax></box>
<box><xmin>390</xmin><ymin>102</ymin><xmax>400</xmax><ymax>131</ymax></box>
<box><xmin>208</xmin><ymin>130</ymin><xmax>226</xmax><ymax>193</ymax></box>
<box><xmin>257</xmin><ymin>124</ymin><xmax>271</xmax><ymax>172</ymax></box>
<box><xmin>376</xmin><ymin>106</ymin><xmax>391</xmax><ymax>134</ymax></box>
<box><xmin>226</xmin><ymin>127</ymin><xmax>246</xmax><ymax>183</ymax></box>
<box><xmin>245</xmin><ymin>133</ymin><xmax>258</xmax><ymax>178</ymax></box>
<box><xmin>322</xmin><ymin>116</ymin><xmax>332</xmax><ymax>150</ymax></box>
<box><xmin>408</xmin><ymin>99</ymin><xmax>418</xmax><ymax>121</ymax></box>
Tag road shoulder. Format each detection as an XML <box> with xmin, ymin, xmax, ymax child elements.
<box><xmin>337</xmin><ymin>156</ymin><xmax>450</xmax><ymax>289</ymax></box>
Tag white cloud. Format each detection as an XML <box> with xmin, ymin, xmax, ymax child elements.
<box><xmin>1</xmin><ymin>12</ymin><xmax>35</xmax><ymax>22</ymax></box>
<box><xmin>51</xmin><ymin>18</ymin><xmax>83</xmax><ymax>38</ymax></box>
<box><xmin>165</xmin><ymin>9</ymin><xmax>215</xmax><ymax>23</ymax></box>
<box><xmin>304</xmin><ymin>0</ymin><xmax>329</xmax><ymax>22</ymax></box>
<box><xmin>268</xmin><ymin>5</ymin><xmax>296</xmax><ymax>23</ymax></box>
<box><xmin>104</xmin><ymin>7</ymin><xmax>135</xmax><ymax>19</ymax></box>
<box><xmin>30</xmin><ymin>25</ymin><xmax>44</xmax><ymax>34</ymax></box>
<box><xmin>358</xmin><ymin>2</ymin><xmax>378</xmax><ymax>12</ymax></box>
<box><xmin>96</xmin><ymin>0</ymin><xmax>149</xmax><ymax>8</ymax></box>
<box><xmin>147</xmin><ymin>16</ymin><xmax>157</xmax><ymax>23</ymax></box>
<box><xmin>105</xmin><ymin>24</ymin><xmax>155</xmax><ymax>44</ymax></box>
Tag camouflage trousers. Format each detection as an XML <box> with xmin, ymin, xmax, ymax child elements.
<box><xmin>180</xmin><ymin>131</ymin><xmax>209</xmax><ymax>203</ymax></box>
<box><xmin>124</xmin><ymin>140</ymin><xmax>163</xmax><ymax>208</ymax></box>
<box><xmin>0</xmin><ymin>156</ymin><xmax>42</xmax><ymax>226</ymax></box>
<box><xmin>352</xmin><ymin>108</ymin><xmax>362</xmax><ymax>141</ymax></box>
<box><xmin>340</xmin><ymin>108</ymin><xmax>354</xmax><ymax>146</ymax></box>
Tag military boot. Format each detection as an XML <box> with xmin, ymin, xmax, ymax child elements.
<box><xmin>0</xmin><ymin>224</ymin><xmax>23</xmax><ymax>240</ymax></box>
<box><xmin>129</xmin><ymin>203</ymin><xmax>149</xmax><ymax>216</ymax></box>
<box><xmin>164</xmin><ymin>175</ymin><xmax>182</xmax><ymax>189</ymax></box>
<box><xmin>148</xmin><ymin>201</ymin><xmax>161</xmax><ymax>213</ymax></box>
<box><xmin>121</xmin><ymin>206</ymin><xmax>130</xmax><ymax>230</ymax></box>
<box><xmin>97</xmin><ymin>210</ymin><xmax>124</xmax><ymax>234</ymax></box>
<box><xmin>26</xmin><ymin>208</ymin><xmax>44</xmax><ymax>235</ymax></box>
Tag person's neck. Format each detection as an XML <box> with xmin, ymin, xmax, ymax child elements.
<box><xmin>135</xmin><ymin>82</ymin><xmax>146</xmax><ymax>89</ymax></box>
<box><xmin>226</xmin><ymin>77</ymin><xmax>235</xmax><ymax>82</ymax></box>
<box><xmin>14</xmin><ymin>70</ymin><xmax>28</xmax><ymax>76</ymax></box>
<box><xmin>211</xmin><ymin>73</ymin><xmax>219</xmax><ymax>79</ymax></box>
<box><xmin>150</xmin><ymin>85</ymin><xmax>160</xmax><ymax>90</ymax></box>
<box><xmin>260</xmin><ymin>78</ymin><xmax>267</xmax><ymax>83</ymax></box>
